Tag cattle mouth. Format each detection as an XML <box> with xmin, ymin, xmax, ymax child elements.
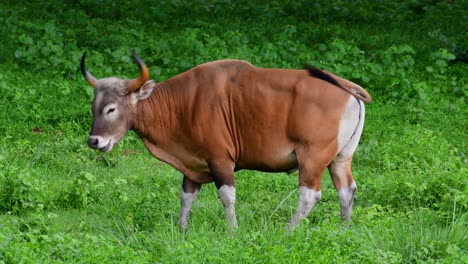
<box><xmin>99</xmin><ymin>139</ymin><xmax>113</xmax><ymax>152</ymax></box>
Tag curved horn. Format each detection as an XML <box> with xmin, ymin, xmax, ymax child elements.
<box><xmin>127</xmin><ymin>51</ymin><xmax>150</xmax><ymax>93</ymax></box>
<box><xmin>80</xmin><ymin>51</ymin><xmax>97</xmax><ymax>87</ymax></box>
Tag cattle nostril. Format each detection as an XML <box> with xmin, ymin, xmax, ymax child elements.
<box><xmin>87</xmin><ymin>136</ymin><xmax>99</xmax><ymax>148</ymax></box>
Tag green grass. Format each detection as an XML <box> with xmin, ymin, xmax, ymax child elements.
<box><xmin>1</xmin><ymin>0</ymin><xmax>467</xmax><ymax>263</ymax></box>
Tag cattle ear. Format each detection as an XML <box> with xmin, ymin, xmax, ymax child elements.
<box><xmin>134</xmin><ymin>80</ymin><xmax>155</xmax><ymax>101</ymax></box>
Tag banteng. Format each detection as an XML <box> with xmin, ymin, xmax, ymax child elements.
<box><xmin>81</xmin><ymin>51</ymin><xmax>371</xmax><ymax>229</ymax></box>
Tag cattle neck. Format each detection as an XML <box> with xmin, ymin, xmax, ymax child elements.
<box><xmin>131</xmin><ymin>80</ymin><xmax>182</xmax><ymax>142</ymax></box>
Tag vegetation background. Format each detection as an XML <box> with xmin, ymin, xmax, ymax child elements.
<box><xmin>0</xmin><ymin>0</ymin><xmax>466</xmax><ymax>263</ymax></box>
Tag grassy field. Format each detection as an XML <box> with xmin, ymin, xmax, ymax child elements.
<box><xmin>0</xmin><ymin>1</ymin><xmax>467</xmax><ymax>263</ymax></box>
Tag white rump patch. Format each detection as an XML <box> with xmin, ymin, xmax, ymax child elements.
<box><xmin>336</xmin><ymin>97</ymin><xmax>365</xmax><ymax>161</ymax></box>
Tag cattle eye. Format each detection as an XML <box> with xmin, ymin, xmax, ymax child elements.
<box><xmin>106</xmin><ymin>108</ymin><xmax>116</xmax><ymax>115</ymax></box>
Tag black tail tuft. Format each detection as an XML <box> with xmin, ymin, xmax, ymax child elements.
<box><xmin>305</xmin><ymin>66</ymin><xmax>343</xmax><ymax>89</ymax></box>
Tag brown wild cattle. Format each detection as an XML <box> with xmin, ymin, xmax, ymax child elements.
<box><xmin>81</xmin><ymin>51</ymin><xmax>371</xmax><ymax>229</ymax></box>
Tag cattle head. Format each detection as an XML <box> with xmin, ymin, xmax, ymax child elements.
<box><xmin>81</xmin><ymin>51</ymin><xmax>155</xmax><ymax>152</ymax></box>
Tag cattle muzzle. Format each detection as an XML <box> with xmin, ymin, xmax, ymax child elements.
<box><xmin>87</xmin><ymin>135</ymin><xmax>113</xmax><ymax>152</ymax></box>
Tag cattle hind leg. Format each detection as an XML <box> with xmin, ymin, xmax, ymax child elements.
<box><xmin>178</xmin><ymin>176</ymin><xmax>201</xmax><ymax>229</ymax></box>
<box><xmin>328</xmin><ymin>158</ymin><xmax>356</xmax><ymax>222</ymax></box>
<box><xmin>329</xmin><ymin>99</ymin><xmax>365</xmax><ymax>223</ymax></box>
<box><xmin>288</xmin><ymin>147</ymin><xmax>333</xmax><ymax>229</ymax></box>
<box><xmin>289</xmin><ymin>185</ymin><xmax>322</xmax><ymax>229</ymax></box>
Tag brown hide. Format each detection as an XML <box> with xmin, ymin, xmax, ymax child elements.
<box><xmin>132</xmin><ymin>60</ymin><xmax>352</xmax><ymax>186</ymax></box>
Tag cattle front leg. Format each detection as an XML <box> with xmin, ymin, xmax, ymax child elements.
<box><xmin>218</xmin><ymin>185</ymin><xmax>238</xmax><ymax>228</ymax></box>
<box><xmin>178</xmin><ymin>176</ymin><xmax>201</xmax><ymax>229</ymax></box>
<box><xmin>328</xmin><ymin>158</ymin><xmax>357</xmax><ymax>222</ymax></box>
<box><xmin>209</xmin><ymin>160</ymin><xmax>238</xmax><ymax>228</ymax></box>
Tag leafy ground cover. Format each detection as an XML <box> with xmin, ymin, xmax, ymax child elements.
<box><xmin>0</xmin><ymin>1</ymin><xmax>466</xmax><ymax>263</ymax></box>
